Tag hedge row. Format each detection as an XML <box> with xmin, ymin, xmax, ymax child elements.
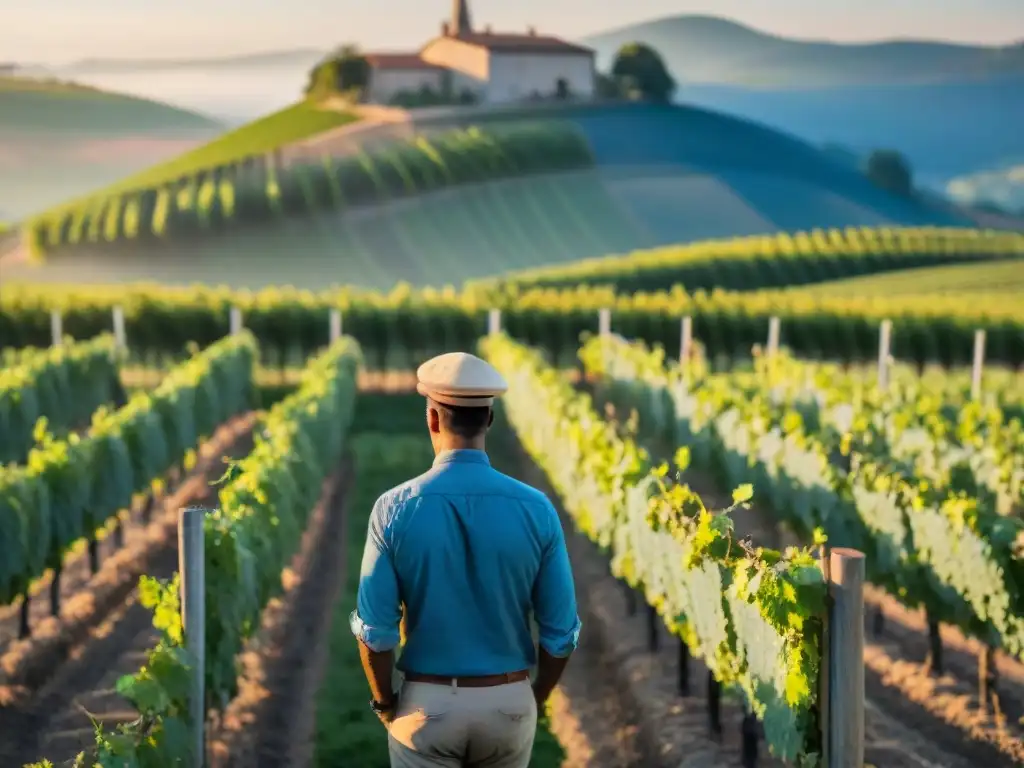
<box><xmin>25</xmin><ymin>120</ymin><xmax>593</xmax><ymax>258</ymax></box>
<box><xmin>468</xmin><ymin>226</ymin><xmax>1024</xmax><ymax>294</ymax></box>
<box><xmin>2</xmin><ymin>282</ymin><xmax>1022</xmax><ymax>368</ymax></box>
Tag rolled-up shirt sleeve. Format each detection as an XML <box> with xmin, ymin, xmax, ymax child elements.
<box><xmin>350</xmin><ymin>496</ymin><xmax>402</xmax><ymax>652</ymax></box>
<box><xmin>533</xmin><ymin>503</ymin><xmax>582</xmax><ymax>657</ymax></box>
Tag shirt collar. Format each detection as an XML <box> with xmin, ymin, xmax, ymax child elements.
<box><xmin>432</xmin><ymin>449</ymin><xmax>491</xmax><ymax>468</ymax></box>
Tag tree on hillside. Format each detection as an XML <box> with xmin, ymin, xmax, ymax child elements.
<box><xmin>305</xmin><ymin>45</ymin><xmax>370</xmax><ymax>101</ymax></box>
<box><xmin>865</xmin><ymin>149</ymin><xmax>913</xmax><ymax>197</ymax></box>
<box><xmin>609</xmin><ymin>43</ymin><xmax>676</xmax><ymax>103</ymax></box>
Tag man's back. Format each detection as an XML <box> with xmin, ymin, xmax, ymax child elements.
<box><xmin>353</xmin><ymin>449</ymin><xmax>580</xmax><ymax>677</ymax></box>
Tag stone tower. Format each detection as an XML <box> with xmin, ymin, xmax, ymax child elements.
<box><xmin>450</xmin><ymin>0</ymin><xmax>472</xmax><ymax>36</ymax></box>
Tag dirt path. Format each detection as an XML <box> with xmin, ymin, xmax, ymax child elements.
<box><xmin>0</xmin><ymin>419</ymin><xmax>256</xmax><ymax>767</ymax></box>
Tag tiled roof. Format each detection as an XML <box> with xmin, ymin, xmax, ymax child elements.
<box><xmin>365</xmin><ymin>52</ymin><xmax>444</xmax><ymax>70</ymax></box>
<box><xmin>438</xmin><ymin>32</ymin><xmax>594</xmax><ymax>55</ymax></box>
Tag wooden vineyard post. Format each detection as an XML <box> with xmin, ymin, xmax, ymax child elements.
<box><xmin>825</xmin><ymin>547</ymin><xmax>865</xmax><ymax>768</ymax></box>
<box><xmin>971</xmin><ymin>329</ymin><xmax>986</xmax><ymax>401</ymax></box>
<box><xmin>112</xmin><ymin>305</ymin><xmax>127</xmax><ymax>351</ymax></box>
<box><xmin>680</xmin><ymin>315</ymin><xmax>693</xmax><ymax>365</ymax></box>
<box><xmin>230</xmin><ymin>306</ymin><xmax>243</xmax><ymax>336</ymax></box>
<box><xmin>766</xmin><ymin>316</ymin><xmax>780</xmax><ymax>358</ymax></box>
<box><xmin>597</xmin><ymin>307</ymin><xmax>612</xmax><ymax>385</ymax></box>
<box><xmin>329</xmin><ymin>308</ymin><xmax>343</xmax><ymax>343</ymax></box>
<box><xmin>50</xmin><ymin>308</ymin><xmax>63</xmax><ymax>346</ymax></box>
<box><xmin>487</xmin><ymin>308</ymin><xmax>501</xmax><ymax>336</ymax></box>
<box><xmin>877</xmin><ymin>320</ymin><xmax>892</xmax><ymax>393</ymax></box>
<box><xmin>179</xmin><ymin>507</ymin><xmax>207</xmax><ymax>767</ymax></box>
<box><xmin>818</xmin><ymin>545</ymin><xmax>832</xmax><ymax>767</ymax></box>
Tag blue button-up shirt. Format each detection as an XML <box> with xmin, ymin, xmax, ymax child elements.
<box><xmin>350</xmin><ymin>449</ymin><xmax>581</xmax><ymax>676</ymax></box>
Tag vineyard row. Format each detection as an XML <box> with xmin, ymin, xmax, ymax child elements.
<box><xmin>24</xmin><ymin>335</ymin><xmax>362</xmax><ymax>767</ymax></box>
<box><xmin>580</xmin><ymin>333</ymin><xmax>1022</xmax><ymax>701</ymax></box>
<box><xmin>0</xmin><ymin>334</ymin><xmax>124</xmax><ymax>465</ymax></box>
<box><xmin>25</xmin><ymin>121</ymin><xmax>591</xmax><ymax>258</ymax></box>
<box><xmin>470</xmin><ymin>226</ymin><xmax>1024</xmax><ymax>294</ymax></box>
<box><xmin>0</xmin><ymin>333</ymin><xmax>256</xmax><ymax>632</ymax></box>
<box><xmin>3</xmin><ymin>281</ymin><xmax>1024</xmax><ymax>370</ymax></box>
<box><xmin>481</xmin><ymin>333</ymin><xmax>860</xmax><ymax>765</ymax></box>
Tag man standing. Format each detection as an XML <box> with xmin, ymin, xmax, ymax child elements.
<box><xmin>350</xmin><ymin>351</ymin><xmax>581</xmax><ymax>768</ymax></box>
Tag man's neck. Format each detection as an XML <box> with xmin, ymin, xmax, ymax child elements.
<box><xmin>436</xmin><ymin>438</ymin><xmax>486</xmax><ymax>454</ymax></box>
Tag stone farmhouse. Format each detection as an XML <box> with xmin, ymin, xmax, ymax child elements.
<box><xmin>364</xmin><ymin>0</ymin><xmax>596</xmax><ymax>104</ymax></box>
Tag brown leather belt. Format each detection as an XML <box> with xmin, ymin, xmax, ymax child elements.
<box><xmin>404</xmin><ymin>669</ymin><xmax>530</xmax><ymax>687</ymax></box>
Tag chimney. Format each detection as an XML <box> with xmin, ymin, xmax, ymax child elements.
<box><xmin>441</xmin><ymin>21</ymin><xmax>450</xmax><ymax>36</ymax></box>
<box><xmin>528</xmin><ymin>26</ymin><xmax>536</xmax><ymax>36</ymax></box>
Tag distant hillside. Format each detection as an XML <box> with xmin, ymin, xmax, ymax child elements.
<box><xmin>4</xmin><ymin>102</ymin><xmax>974</xmax><ymax>290</ymax></box>
<box><xmin>0</xmin><ymin>77</ymin><xmax>224</xmax><ymax>218</ymax></box>
<box><xmin>64</xmin><ymin>49</ymin><xmax>325</xmax><ymax>74</ymax></box>
<box><xmin>0</xmin><ymin>76</ymin><xmax>222</xmax><ymax>135</ymax></box>
<box><xmin>583</xmin><ymin>15</ymin><xmax>1024</xmax><ymax>87</ymax></box>
<box><xmin>581</xmin><ymin>16</ymin><xmax>1024</xmax><ymax>184</ymax></box>
<box><xmin>675</xmin><ymin>78</ymin><xmax>1024</xmax><ymax>184</ymax></box>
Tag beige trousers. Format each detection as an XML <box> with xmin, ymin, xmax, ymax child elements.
<box><xmin>387</xmin><ymin>679</ymin><xmax>537</xmax><ymax>768</ymax></box>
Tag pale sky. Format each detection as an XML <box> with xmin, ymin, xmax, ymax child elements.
<box><xmin>3</xmin><ymin>0</ymin><xmax>1023</xmax><ymax>64</ymax></box>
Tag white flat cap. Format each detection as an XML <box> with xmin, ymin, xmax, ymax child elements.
<box><xmin>416</xmin><ymin>352</ymin><xmax>508</xmax><ymax>408</ymax></box>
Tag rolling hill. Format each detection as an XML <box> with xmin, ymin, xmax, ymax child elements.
<box><xmin>0</xmin><ymin>76</ymin><xmax>225</xmax><ymax>220</ymax></box>
<box><xmin>583</xmin><ymin>15</ymin><xmax>1024</xmax><ymax>88</ymax></box>
<box><xmin>582</xmin><ymin>16</ymin><xmax>1024</xmax><ymax>185</ymax></box>
<box><xmin>0</xmin><ymin>76</ymin><xmax>221</xmax><ymax>135</ymax></box>
<box><xmin>2</xmin><ymin>102</ymin><xmax>976</xmax><ymax>290</ymax></box>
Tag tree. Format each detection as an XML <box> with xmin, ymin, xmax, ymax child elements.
<box><xmin>305</xmin><ymin>44</ymin><xmax>370</xmax><ymax>101</ymax></box>
<box><xmin>865</xmin><ymin>149</ymin><xmax>913</xmax><ymax>197</ymax></box>
<box><xmin>609</xmin><ymin>43</ymin><xmax>675</xmax><ymax>103</ymax></box>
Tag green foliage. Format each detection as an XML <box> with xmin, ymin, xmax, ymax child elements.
<box><xmin>609</xmin><ymin>42</ymin><xmax>676</xmax><ymax>103</ymax></box>
<box><xmin>306</xmin><ymin>44</ymin><xmax>371</xmax><ymax>101</ymax></box>
<box><xmin>26</xmin><ymin>120</ymin><xmax>592</xmax><ymax>257</ymax></box>
<box><xmin>0</xmin><ymin>334</ymin><xmax>122</xmax><ymax>465</ymax></box>
<box><xmin>472</xmin><ymin>226</ymin><xmax>1024</xmax><ymax>295</ymax></box>
<box><xmin>5</xmin><ymin>266</ymin><xmax>1024</xmax><ymax>371</ymax></box>
<box><xmin>480</xmin><ymin>334</ymin><xmax>826</xmax><ymax>762</ymax></box>
<box><xmin>29</xmin><ymin>336</ymin><xmax>362</xmax><ymax>767</ymax></box>
<box><xmin>865</xmin><ymin>149</ymin><xmax>913</xmax><ymax>197</ymax></box>
<box><xmin>0</xmin><ymin>333</ymin><xmax>255</xmax><ymax>608</ymax></box>
<box><xmin>388</xmin><ymin>83</ymin><xmax>478</xmax><ymax>108</ymax></box>
<box><xmin>581</xmin><ymin>334</ymin><xmax>1024</xmax><ymax>660</ymax></box>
